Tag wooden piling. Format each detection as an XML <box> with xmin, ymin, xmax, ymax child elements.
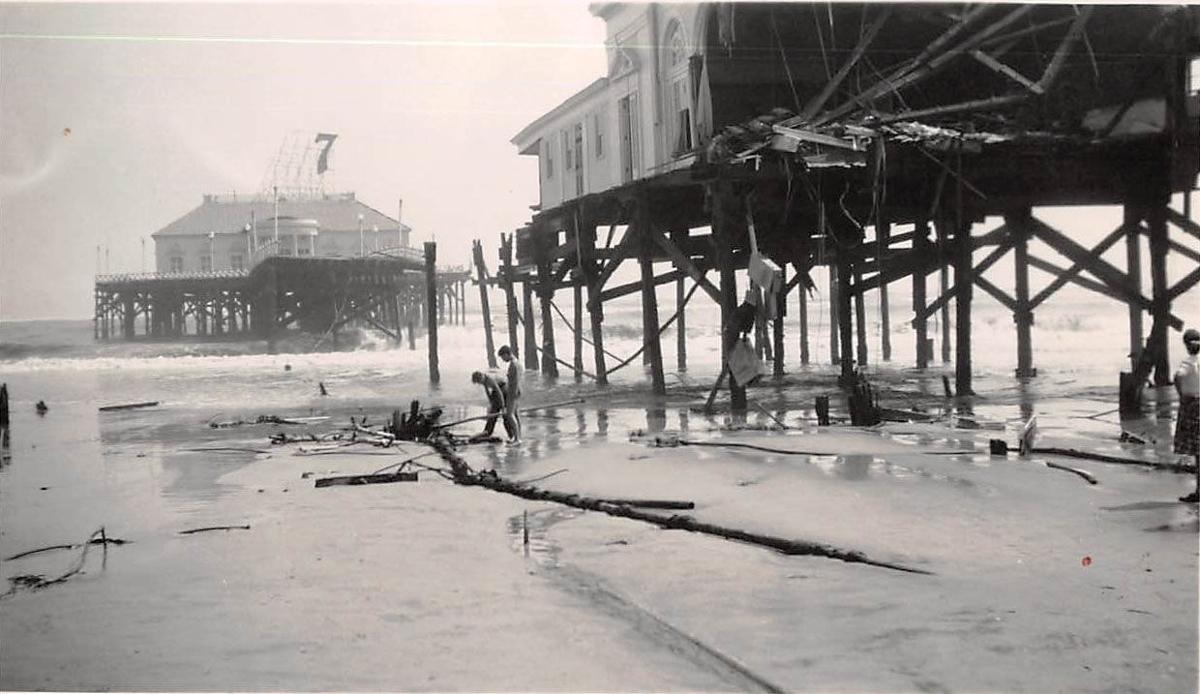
<box><xmin>1009</xmin><ymin>210</ymin><xmax>1035</xmax><ymax>378</ymax></box>
<box><xmin>853</xmin><ymin>261</ymin><xmax>868</xmax><ymax>367</ymax></box>
<box><xmin>773</xmin><ymin>263</ymin><xmax>785</xmax><ymax>378</ymax></box>
<box><xmin>671</xmin><ymin>230</ymin><xmax>688</xmax><ymax>371</ymax></box>
<box><xmin>1147</xmin><ymin>201</ymin><xmax>1170</xmax><ymax>385</ymax></box>
<box><xmin>913</xmin><ymin>219</ymin><xmax>930</xmax><ymax>369</ymax></box>
<box><xmin>953</xmin><ymin>220</ymin><xmax>974</xmax><ymax>395</ymax></box>
<box><xmin>828</xmin><ymin>260</ymin><xmax>841</xmax><ymax>365</ymax></box>
<box><xmin>798</xmin><ymin>277</ymin><xmax>810</xmax><ymax>365</ymax></box>
<box><xmin>472</xmin><ymin>241</ymin><xmax>497</xmax><ymax>368</ymax></box>
<box><xmin>424</xmin><ymin>241</ymin><xmax>440</xmax><ymax>384</ymax></box>
<box><xmin>877</xmin><ymin>218</ymin><xmax>892</xmax><ymax>361</ymax></box>
<box><xmin>638</xmin><ymin>220</ymin><xmax>666</xmax><ymax>396</ymax></box>
<box><xmin>1124</xmin><ymin>203</ymin><xmax>1144</xmax><ymax>371</ymax></box>
<box><xmin>580</xmin><ymin>221</ymin><xmax>609</xmax><ymax>385</ymax></box>
<box><xmin>262</xmin><ymin>265</ymin><xmax>278</xmax><ymax>352</ymax></box>
<box><xmin>938</xmin><ymin>224</ymin><xmax>951</xmax><ymax>363</ymax></box>
<box><xmin>573</xmin><ymin>270</ymin><xmax>584</xmax><ymax>381</ymax></box>
<box><xmin>711</xmin><ymin>178</ymin><xmax>746</xmax><ymax>411</ymax></box>
<box><xmin>837</xmin><ymin>253</ymin><xmax>855</xmax><ymax>385</ymax></box>
<box><xmin>500</xmin><ymin>234</ymin><xmax>520</xmax><ymax>355</ymax></box>
<box><xmin>122</xmin><ymin>294</ymin><xmax>135</xmax><ymax>339</ymax></box>
<box><xmin>537</xmin><ymin>256</ymin><xmax>559</xmax><ymax>379</ymax></box>
<box><xmin>521</xmin><ymin>278</ymin><xmax>538</xmax><ymax>371</ymax></box>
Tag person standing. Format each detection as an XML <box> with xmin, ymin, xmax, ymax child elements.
<box><xmin>1175</xmin><ymin>328</ymin><xmax>1199</xmax><ymax>503</ymax></box>
<box><xmin>470</xmin><ymin>370</ymin><xmax>511</xmax><ymax>440</ymax></box>
<box><xmin>497</xmin><ymin>345</ymin><xmax>522</xmax><ymax>444</ymax></box>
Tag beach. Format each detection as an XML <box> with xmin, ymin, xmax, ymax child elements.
<box><xmin>1</xmin><ymin>298</ymin><xmax>1198</xmax><ymax>691</ymax></box>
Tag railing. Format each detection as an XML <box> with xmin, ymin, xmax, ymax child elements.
<box><xmin>370</xmin><ymin>245</ymin><xmax>425</xmax><ymax>263</ymax></box>
<box><xmin>95</xmin><ymin>269</ymin><xmax>249</xmax><ymax>284</ymax></box>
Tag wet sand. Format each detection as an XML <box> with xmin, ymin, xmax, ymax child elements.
<box><xmin>1</xmin><ymin>360</ymin><xmax>1197</xmax><ymax>691</ymax></box>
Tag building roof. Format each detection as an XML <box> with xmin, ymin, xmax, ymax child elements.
<box><xmin>151</xmin><ymin>192</ymin><xmax>409</xmax><ymax>237</ymax></box>
<box><xmin>510</xmin><ymin>78</ymin><xmax>609</xmax><ymax>152</ymax></box>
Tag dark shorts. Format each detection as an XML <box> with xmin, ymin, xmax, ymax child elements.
<box><xmin>1175</xmin><ymin>396</ymin><xmax>1199</xmax><ymax>456</ymax></box>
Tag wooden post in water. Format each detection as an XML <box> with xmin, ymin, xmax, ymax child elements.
<box><xmin>877</xmin><ymin>218</ymin><xmax>892</xmax><ymax>361</ymax></box>
<box><xmin>798</xmin><ymin>264</ymin><xmax>810</xmax><ymax>365</ymax></box>
<box><xmin>424</xmin><ymin>241</ymin><xmax>440</xmax><ymax>384</ymax></box>
<box><xmin>913</xmin><ymin>219</ymin><xmax>930</xmax><ymax>369</ymax></box>
<box><xmin>1147</xmin><ymin>200</ymin><xmax>1171</xmax><ymax>385</ymax></box>
<box><xmin>638</xmin><ymin>211</ymin><xmax>666</xmax><ymax>396</ymax></box>
<box><xmin>262</xmin><ymin>264</ymin><xmax>278</xmax><ymax>352</ymax></box>
<box><xmin>953</xmin><ymin>220</ymin><xmax>974</xmax><ymax>395</ymax></box>
<box><xmin>773</xmin><ymin>263</ymin><xmax>786</xmax><ymax>378</ymax></box>
<box><xmin>521</xmin><ymin>277</ymin><xmax>538</xmax><ymax>371</ymax></box>
<box><xmin>537</xmin><ymin>254</ymin><xmax>559</xmax><ymax>379</ymax></box>
<box><xmin>1009</xmin><ymin>209</ymin><xmax>1035</xmax><ymax>378</ymax></box>
<box><xmin>122</xmin><ymin>294</ymin><xmax>136</xmax><ymax>339</ymax></box>
<box><xmin>1124</xmin><ymin>203</ymin><xmax>1144</xmax><ymax>371</ymax></box>
<box><xmin>672</xmin><ymin>230</ymin><xmax>688</xmax><ymax>371</ymax></box>
<box><xmin>472</xmin><ymin>240</ymin><xmax>497</xmax><ymax>368</ymax></box>
<box><xmin>837</xmin><ymin>252</ymin><xmax>855</xmax><ymax>385</ymax></box>
<box><xmin>572</xmin><ymin>270</ymin><xmax>584</xmax><ymax>381</ymax></box>
<box><xmin>829</xmin><ymin>258</ymin><xmax>841</xmax><ymax>365</ymax></box>
<box><xmin>853</xmin><ymin>260</ymin><xmax>868</xmax><ymax>367</ymax></box>
<box><xmin>938</xmin><ymin>221</ymin><xmax>951</xmax><ymax>363</ymax></box>
<box><xmin>580</xmin><ymin>221</ymin><xmax>608</xmax><ymax>385</ymax></box>
<box><xmin>499</xmin><ymin>234</ymin><xmax>520</xmax><ymax>354</ymax></box>
<box><xmin>710</xmin><ymin>178</ymin><xmax>746</xmax><ymax>411</ymax></box>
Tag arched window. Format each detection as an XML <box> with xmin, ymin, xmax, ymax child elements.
<box><xmin>662</xmin><ymin>20</ymin><xmax>693</xmax><ymax>156</ymax></box>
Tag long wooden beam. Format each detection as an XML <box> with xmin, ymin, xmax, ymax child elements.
<box><xmin>1028</xmin><ymin>224</ymin><xmax>1126</xmax><ymax>308</ymax></box>
<box><xmin>974</xmin><ymin>275</ymin><xmax>1016</xmax><ymax>311</ymax></box>
<box><xmin>1168</xmin><ymin>265</ymin><xmax>1200</xmax><ymax>302</ymax></box>
<box><xmin>799</xmin><ymin>7</ymin><xmax>891</xmax><ymax>121</ymax></box>
<box><xmin>649</xmin><ymin>230</ymin><xmax>723</xmax><ymax>305</ymax></box>
<box><xmin>1138</xmin><ymin>225</ymin><xmax>1200</xmax><ymax>264</ymax></box>
<box><xmin>1166</xmin><ymin>208</ymin><xmax>1200</xmax><ymax>242</ymax></box>
<box><xmin>599</xmin><ymin>268</ymin><xmax>690</xmax><ymax>303</ymax></box>
<box><xmin>916</xmin><ymin>240</ymin><xmax>1012</xmax><ymax>321</ymax></box>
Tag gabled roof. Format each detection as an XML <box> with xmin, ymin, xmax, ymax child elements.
<box><xmin>510</xmin><ymin>77</ymin><xmax>609</xmax><ymax>151</ymax></box>
<box><xmin>151</xmin><ymin>193</ymin><xmax>409</xmax><ymax>237</ymax></box>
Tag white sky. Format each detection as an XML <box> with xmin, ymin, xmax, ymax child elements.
<box><xmin>0</xmin><ymin>1</ymin><xmax>608</xmax><ymax>320</ymax></box>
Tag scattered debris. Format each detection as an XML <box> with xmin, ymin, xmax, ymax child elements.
<box><xmin>35</xmin><ymin>400</ymin><xmax>48</xmax><ymax>415</ymax></box>
<box><xmin>5</xmin><ymin>535</ymin><xmax>130</xmax><ymax>562</ymax></box>
<box><xmin>315</xmin><ymin>472</ymin><xmax>419</xmax><ymax>487</ymax></box>
<box><xmin>319</xmin><ymin>381</ymin><xmax>329</xmax><ymax>396</ymax></box>
<box><xmin>1</xmin><ymin>528</ymin><xmax>112</xmax><ymax>598</ymax></box>
<box><xmin>99</xmin><ymin>401</ymin><xmax>159</xmax><ymax>412</ymax></box>
<box><xmin>178</xmin><ymin>525</ymin><xmax>251</xmax><ymax>535</ymax></box>
<box><xmin>1044</xmin><ymin>461</ymin><xmax>1099</xmax><ymax>485</ymax></box>
<box><xmin>181</xmin><ymin>446</ymin><xmax>272</xmax><ymax>455</ymax></box>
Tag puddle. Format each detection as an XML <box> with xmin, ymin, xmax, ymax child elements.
<box><xmin>506</xmin><ymin>506</ymin><xmax>585</xmax><ymax>567</ymax></box>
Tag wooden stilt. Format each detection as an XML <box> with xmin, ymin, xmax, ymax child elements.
<box><xmin>829</xmin><ymin>260</ymin><xmax>841</xmax><ymax>365</ymax></box>
<box><xmin>638</xmin><ymin>217</ymin><xmax>666</xmax><ymax>396</ymax></box>
<box><xmin>580</xmin><ymin>222</ymin><xmax>609</xmax><ymax>385</ymax></box>
<box><xmin>938</xmin><ymin>222</ymin><xmax>951</xmax><ymax>363</ymax></box>
<box><xmin>711</xmin><ymin>178</ymin><xmax>746</xmax><ymax>411</ymax></box>
<box><xmin>1009</xmin><ymin>209</ymin><xmax>1035</xmax><ymax>378</ymax></box>
<box><xmin>877</xmin><ymin>219</ymin><xmax>892</xmax><ymax>361</ymax></box>
<box><xmin>1147</xmin><ymin>200</ymin><xmax>1170</xmax><ymax>385</ymax></box>
<box><xmin>953</xmin><ymin>219</ymin><xmax>974</xmax><ymax>395</ymax></box>
<box><xmin>500</xmin><ymin>234</ymin><xmax>520</xmax><ymax>354</ymax></box>
<box><xmin>425</xmin><ymin>241</ymin><xmax>440</xmax><ymax>383</ymax></box>
<box><xmin>672</xmin><ymin>230</ymin><xmax>688</xmax><ymax>371</ymax></box>
<box><xmin>573</xmin><ymin>271</ymin><xmax>584</xmax><ymax>381</ymax></box>
<box><xmin>123</xmin><ymin>294</ymin><xmax>135</xmax><ymax>339</ymax></box>
<box><xmin>262</xmin><ymin>265</ymin><xmax>278</xmax><ymax>352</ymax></box>
<box><xmin>1124</xmin><ymin>203</ymin><xmax>1144</xmax><ymax>371</ymax></box>
<box><xmin>521</xmin><ymin>277</ymin><xmax>538</xmax><ymax>371</ymax></box>
<box><xmin>773</xmin><ymin>263</ymin><xmax>785</xmax><ymax>378</ymax></box>
<box><xmin>537</xmin><ymin>255</ymin><xmax>559</xmax><ymax>379</ymax></box>
<box><xmin>472</xmin><ymin>241</ymin><xmax>497</xmax><ymax>368</ymax></box>
<box><xmin>837</xmin><ymin>252</ymin><xmax>855</xmax><ymax>385</ymax></box>
<box><xmin>853</xmin><ymin>261</ymin><xmax>868</xmax><ymax>367</ymax></box>
<box><xmin>913</xmin><ymin>219</ymin><xmax>930</xmax><ymax>369</ymax></box>
<box><xmin>798</xmin><ymin>269</ymin><xmax>810</xmax><ymax>365</ymax></box>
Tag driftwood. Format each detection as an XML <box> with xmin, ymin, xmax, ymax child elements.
<box><xmin>315</xmin><ymin>471</ymin><xmax>419</xmax><ymax>487</ymax></box>
<box><xmin>598</xmin><ymin>499</ymin><xmax>695</xmax><ymax>510</ymax></box>
<box><xmin>181</xmin><ymin>446</ymin><xmax>272</xmax><ymax>454</ymax></box>
<box><xmin>99</xmin><ymin>401</ymin><xmax>159</xmax><ymax>412</ymax></box>
<box><xmin>5</xmin><ymin>536</ymin><xmax>129</xmax><ymax>562</ymax></box>
<box><xmin>2</xmin><ymin>528</ymin><xmax>111</xmax><ymax>598</ymax></box>
<box><xmin>435</xmin><ymin>398</ymin><xmax>588</xmax><ymax>431</ymax></box>
<box><xmin>1033</xmin><ymin>446</ymin><xmax>1196</xmax><ymax>474</ymax></box>
<box><xmin>1044</xmin><ymin>461</ymin><xmax>1098</xmax><ymax>485</ymax></box>
<box><xmin>178</xmin><ymin>525</ymin><xmax>251</xmax><ymax>535</ymax></box>
<box><xmin>429</xmin><ymin>438</ymin><xmax>932</xmax><ymax>575</ymax></box>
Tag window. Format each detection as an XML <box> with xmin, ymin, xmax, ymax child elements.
<box><xmin>298</xmin><ymin>246</ymin><xmax>311</xmax><ymax>257</ymax></box>
<box><xmin>618</xmin><ymin>91</ymin><xmax>640</xmax><ymax>183</ymax></box>
<box><xmin>593</xmin><ymin>111</ymin><xmax>604</xmax><ymax>159</ymax></box>
<box><xmin>230</xmin><ymin>254</ymin><xmax>244</xmax><ymax>271</ymax></box>
<box><xmin>562</xmin><ymin>130</ymin><xmax>572</xmax><ymax>171</ymax></box>
<box><xmin>200</xmin><ymin>255</ymin><xmax>212</xmax><ymax>272</ymax></box>
<box><xmin>573</xmin><ymin>122</ymin><xmax>584</xmax><ymax>196</ymax></box>
<box><xmin>169</xmin><ymin>256</ymin><xmax>183</xmax><ymax>273</ymax></box>
<box><xmin>662</xmin><ymin>21</ymin><xmax>693</xmax><ymax>155</ymax></box>
<box><xmin>544</xmin><ymin>140</ymin><xmax>554</xmax><ymax>179</ymax></box>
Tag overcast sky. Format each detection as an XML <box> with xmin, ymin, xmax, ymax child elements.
<box><xmin>0</xmin><ymin>1</ymin><xmax>607</xmax><ymax>320</ymax></box>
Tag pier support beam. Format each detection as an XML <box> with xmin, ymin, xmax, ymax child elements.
<box><xmin>1009</xmin><ymin>209</ymin><xmax>1035</xmax><ymax>378</ymax></box>
<box><xmin>877</xmin><ymin>219</ymin><xmax>892</xmax><ymax>361</ymax></box>
<box><xmin>711</xmin><ymin>179</ymin><xmax>746</xmax><ymax>411</ymax></box>
<box><xmin>953</xmin><ymin>220</ymin><xmax>974</xmax><ymax>395</ymax></box>
<box><xmin>837</xmin><ymin>252</ymin><xmax>855</xmax><ymax>384</ymax></box>
<box><xmin>573</xmin><ymin>270</ymin><xmax>584</xmax><ymax>381</ymax></box>
<box><xmin>938</xmin><ymin>223</ymin><xmax>951</xmax><ymax>363</ymax></box>
<box><xmin>829</xmin><ymin>259</ymin><xmax>841</xmax><ymax>365</ymax></box>
<box><xmin>638</xmin><ymin>215</ymin><xmax>666</xmax><ymax>396</ymax></box>
<box><xmin>1124</xmin><ymin>204</ymin><xmax>1144</xmax><ymax>371</ymax></box>
<box><xmin>773</xmin><ymin>263</ymin><xmax>785</xmax><ymax>379</ymax></box>
<box><xmin>425</xmin><ymin>241</ymin><xmax>440</xmax><ymax>384</ymax></box>
<box><xmin>537</xmin><ymin>256</ymin><xmax>559</xmax><ymax>379</ymax></box>
<box><xmin>500</xmin><ymin>234</ymin><xmax>520</xmax><ymax>355</ymax></box>
<box><xmin>853</xmin><ymin>261</ymin><xmax>868</xmax><ymax>367</ymax></box>
<box><xmin>580</xmin><ymin>220</ymin><xmax>608</xmax><ymax>385</ymax></box>
<box><xmin>261</xmin><ymin>265</ymin><xmax>278</xmax><ymax>352</ymax></box>
<box><xmin>798</xmin><ymin>263</ymin><xmax>810</xmax><ymax>365</ymax></box>
<box><xmin>521</xmin><ymin>277</ymin><xmax>538</xmax><ymax>371</ymax></box>
<box><xmin>913</xmin><ymin>219</ymin><xmax>930</xmax><ymax>369</ymax></box>
<box><xmin>1148</xmin><ymin>201</ymin><xmax>1170</xmax><ymax>385</ymax></box>
<box><xmin>672</xmin><ymin>229</ymin><xmax>688</xmax><ymax>371</ymax></box>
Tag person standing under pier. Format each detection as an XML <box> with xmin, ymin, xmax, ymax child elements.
<box><xmin>498</xmin><ymin>345</ymin><xmax>522</xmax><ymax>445</ymax></box>
<box><xmin>1175</xmin><ymin>328</ymin><xmax>1199</xmax><ymax>503</ymax></box>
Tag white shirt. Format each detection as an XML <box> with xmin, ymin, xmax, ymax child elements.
<box><xmin>1176</xmin><ymin>353</ymin><xmax>1199</xmax><ymax>398</ymax></box>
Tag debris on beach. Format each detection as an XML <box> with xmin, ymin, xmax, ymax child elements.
<box><xmin>99</xmin><ymin>401</ymin><xmax>159</xmax><ymax>412</ymax></box>
<box><xmin>178</xmin><ymin>525</ymin><xmax>251</xmax><ymax>535</ymax></box>
<box><xmin>35</xmin><ymin>400</ymin><xmax>47</xmax><ymax>415</ymax></box>
<box><xmin>1</xmin><ymin>527</ymin><xmax>116</xmax><ymax>599</ymax></box>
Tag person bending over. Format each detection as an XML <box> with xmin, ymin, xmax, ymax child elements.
<box><xmin>470</xmin><ymin>370</ymin><xmax>512</xmax><ymax>441</ymax></box>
